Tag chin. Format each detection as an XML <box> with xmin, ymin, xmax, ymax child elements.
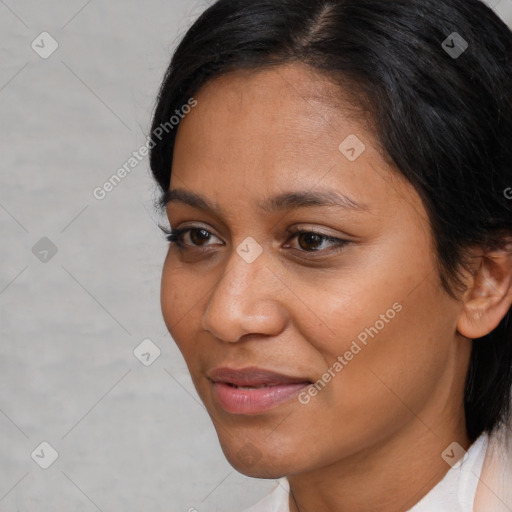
<box><xmin>230</xmin><ymin>460</ymin><xmax>288</xmax><ymax>480</ymax></box>
<box><xmin>220</xmin><ymin>441</ymin><xmax>296</xmax><ymax>479</ymax></box>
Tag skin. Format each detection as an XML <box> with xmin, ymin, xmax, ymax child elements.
<box><xmin>160</xmin><ymin>63</ymin><xmax>512</xmax><ymax>512</ymax></box>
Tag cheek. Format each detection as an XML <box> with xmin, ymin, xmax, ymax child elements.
<box><xmin>160</xmin><ymin>255</ymin><xmax>202</xmax><ymax>355</ymax></box>
<box><xmin>303</xmin><ymin>276</ymin><xmax>456</xmax><ymax>422</ymax></box>
<box><xmin>288</xmin><ymin>244</ymin><xmax>458</xmax><ymax>416</ymax></box>
<box><xmin>265</xmin><ymin>286</ymin><xmax>457</xmax><ymax>474</ymax></box>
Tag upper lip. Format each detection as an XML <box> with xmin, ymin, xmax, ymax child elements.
<box><xmin>208</xmin><ymin>366</ymin><xmax>312</xmax><ymax>387</ymax></box>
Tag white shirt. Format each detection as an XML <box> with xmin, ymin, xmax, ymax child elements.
<box><xmin>242</xmin><ymin>434</ymin><xmax>489</xmax><ymax>512</ymax></box>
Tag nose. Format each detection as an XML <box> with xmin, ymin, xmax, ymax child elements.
<box><xmin>200</xmin><ymin>247</ymin><xmax>288</xmax><ymax>343</ymax></box>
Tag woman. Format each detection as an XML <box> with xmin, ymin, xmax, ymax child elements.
<box><xmin>149</xmin><ymin>0</ymin><xmax>512</xmax><ymax>510</ymax></box>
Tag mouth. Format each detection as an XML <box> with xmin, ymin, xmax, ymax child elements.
<box><xmin>207</xmin><ymin>366</ymin><xmax>313</xmax><ymax>414</ymax></box>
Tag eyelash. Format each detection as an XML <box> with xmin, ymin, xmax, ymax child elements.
<box><xmin>158</xmin><ymin>225</ymin><xmax>350</xmax><ymax>254</ymax></box>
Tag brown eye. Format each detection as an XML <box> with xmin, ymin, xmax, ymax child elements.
<box><xmin>297</xmin><ymin>233</ymin><xmax>325</xmax><ymax>251</ymax></box>
<box><xmin>164</xmin><ymin>227</ymin><xmax>222</xmax><ymax>248</ymax></box>
<box><xmin>286</xmin><ymin>229</ymin><xmax>348</xmax><ymax>253</ymax></box>
<box><xmin>188</xmin><ymin>229</ymin><xmax>212</xmax><ymax>246</ymax></box>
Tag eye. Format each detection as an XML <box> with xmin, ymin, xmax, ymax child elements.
<box><xmin>285</xmin><ymin>229</ymin><xmax>349</xmax><ymax>253</ymax></box>
<box><xmin>158</xmin><ymin>224</ymin><xmax>350</xmax><ymax>255</ymax></box>
<box><xmin>159</xmin><ymin>225</ymin><xmax>222</xmax><ymax>247</ymax></box>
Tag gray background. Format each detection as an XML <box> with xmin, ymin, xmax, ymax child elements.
<box><xmin>1</xmin><ymin>1</ymin><xmax>511</xmax><ymax>511</ymax></box>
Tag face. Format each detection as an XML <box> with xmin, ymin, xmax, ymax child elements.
<box><xmin>160</xmin><ymin>63</ymin><xmax>470</xmax><ymax>478</ymax></box>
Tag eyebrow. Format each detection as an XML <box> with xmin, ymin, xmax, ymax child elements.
<box><xmin>159</xmin><ymin>187</ymin><xmax>368</xmax><ymax>215</ymax></box>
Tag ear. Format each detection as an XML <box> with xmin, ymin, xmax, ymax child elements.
<box><xmin>457</xmin><ymin>245</ymin><xmax>512</xmax><ymax>339</ymax></box>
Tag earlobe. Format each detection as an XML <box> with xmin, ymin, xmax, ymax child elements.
<box><xmin>457</xmin><ymin>249</ymin><xmax>512</xmax><ymax>340</ymax></box>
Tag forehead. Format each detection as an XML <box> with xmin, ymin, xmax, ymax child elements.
<box><xmin>198</xmin><ymin>63</ymin><xmax>356</xmax><ymax>109</ymax></box>
<box><xmin>174</xmin><ymin>65</ymin><xmax>370</xmax><ymax>171</ymax></box>
<box><xmin>181</xmin><ymin>63</ymin><xmax>368</xmax><ymax>144</ymax></box>
<box><xmin>169</xmin><ymin>62</ymin><xmax>422</xmax><ymax>225</ymax></box>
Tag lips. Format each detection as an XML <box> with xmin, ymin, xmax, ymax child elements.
<box><xmin>208</xmin><ymin>366</ymin><xmax>313</xmax><ymax>414</ymax></box>
<box><xmin>208</xmin><ymin>366</ymin><xmax>312</xmax><ymax>388</ymax></box>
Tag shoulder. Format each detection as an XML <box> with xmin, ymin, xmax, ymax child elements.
<box><xmin>240</xmin><ymin>478</ymin><xmax>290</xmax><ymax>512</ymax></box>
<box><xmin>474</xmin><ymin>422</ymin><xmax>512</xmax><ymax>512</ymax></box>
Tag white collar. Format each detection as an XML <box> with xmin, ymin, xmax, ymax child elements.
<box><xmin>407</xmin><ymin>433</ymin><xmax>488</xmax><ymax>512</ymax></box>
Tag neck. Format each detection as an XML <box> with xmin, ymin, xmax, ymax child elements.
<box><xmin>288</xmin><ymin>413</ymin><xmax>470</xmax><ymax>512</ymax></box>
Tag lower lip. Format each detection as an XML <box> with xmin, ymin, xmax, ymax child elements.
<box><xmin>211</xmin><ymin>382</ymin><xmax>310</xmax><ymax>414</ymax></box>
